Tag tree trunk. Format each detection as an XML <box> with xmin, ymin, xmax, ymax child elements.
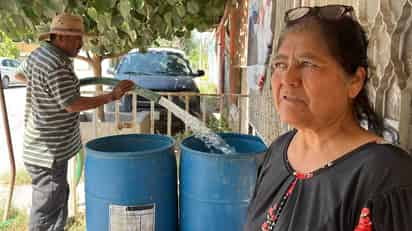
<box><xmin>229</xmin><ymin>5</ymin><xmax>241</xmax><ymax>105</ymax></box>
<box><xmin>91</xmin><ymin>55</ymin><xmax>105</xmax><ymax>121</ymax></box>
<box><xmin>238</xmin><ymin>0</ymin><xmax>249</xmax><ymax>134</ymax></box>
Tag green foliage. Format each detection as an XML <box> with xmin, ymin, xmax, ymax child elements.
<box><xmin>0</xmin><ymin>0</ymin><xmax>226</xmax><ymax>56</ymax></box>
<box><xmin>197</xmin><ymin>80</ymin><xmax>217</xmax><ymax>94</ymax></box>
<box><xmin>0</xmin><ymin>32</ymin><xmax>20</xmax><ymax>58</ymax></box>
<box><xmin>183</xmin><ymin>31</ymin><xmax>210</xmax><ymax>73</ymax></box>
<box><xmin>207</xmin><ymin>116</ymin><xmax>231</xmax><ymax>133</ymax></box>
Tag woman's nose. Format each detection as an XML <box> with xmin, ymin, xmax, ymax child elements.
<box><xmin>281</xmin><ymin>65</ymin><xmax>301</xmax><ymax>86</ymax></box>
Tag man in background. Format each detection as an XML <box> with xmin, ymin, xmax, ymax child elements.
<box><xmin>15</xmin><ymin>13</ymin><xmax>134</xmax><ymax>230</ymax></box>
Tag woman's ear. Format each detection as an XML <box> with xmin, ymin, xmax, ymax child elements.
<box><xmin>348</xmin><ymin>67</ymin><xmax>366</xmax><ymax>99</ymax></box>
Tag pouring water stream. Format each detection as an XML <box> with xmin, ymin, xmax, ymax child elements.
<box><xmin>80</xmin><ymin>77</ymin><xmax>236</xmax><ymax>154</ymax></box>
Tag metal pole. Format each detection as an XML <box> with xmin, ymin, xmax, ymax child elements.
<box><xmin>0</xmin><ymin>80</ymin><xmax>16</xmax><ymax>222</ymax></box>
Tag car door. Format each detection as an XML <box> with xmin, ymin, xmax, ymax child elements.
<box><xmin>1</xmin><ymin>59</ymin><xmax>14</xmax><ymax>79</ymax></box>
<box><xmin>8</xmin><ymin>59</ymin><xmax>20</xmax><ymax>82</ymax></box>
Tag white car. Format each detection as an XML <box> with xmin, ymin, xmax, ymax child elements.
<box><xmin>0</xmin><ymin>57</ymin><xmax>21</xmax><ymax>88</ymax></box>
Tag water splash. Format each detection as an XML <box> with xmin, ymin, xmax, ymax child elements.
<box><xmin>158</xmin><ymin>97</ymin><xmax>236</xmax><ymax>154</ymax></box>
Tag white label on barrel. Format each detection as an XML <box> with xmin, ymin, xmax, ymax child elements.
<box><xmin>109</xmin><ymin>204</ymin><xmax>155</xmax><ymax>231</ymax></box>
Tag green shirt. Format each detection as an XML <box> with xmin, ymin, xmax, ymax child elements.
<box><xmin>18</xmin><ymin>42</ymin><xmax>81</xmax><ymax>168</ymax></box>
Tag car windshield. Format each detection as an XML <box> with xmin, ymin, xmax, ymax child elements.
<box><xmin>10</xmin><ymin>60</ymin><xmax>21</xmax><ymax>67</ymax></box>
<box><xmin>117</xmin><ymin>51</ymin><xmax>192</xmax><ymax>76</ymax></box>
<box><xmin>1</xmin><ymin>59</ymin><xmax>20</xmax><ymax>68</ymax></box>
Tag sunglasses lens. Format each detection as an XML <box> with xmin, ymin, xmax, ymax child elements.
<box><xmin>319</xmin><ymin>6</ymin><xmax>350</xmax><ymax>19</ymax></box>
<box><xmin>286</xmin><ymin>8</ymin><xmax>311</xmax><ymax>22</ymax></box>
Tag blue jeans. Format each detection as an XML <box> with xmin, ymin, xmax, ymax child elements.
<box><xmin>25</xmin><ymin>161</ymin><xmax>69</xmax><ymax>231</ymax></box>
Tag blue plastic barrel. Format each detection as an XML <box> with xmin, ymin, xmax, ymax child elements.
<box><xmin>85</xmin><ymin>134</ymin><xmax>177</xmax><ymax>231</ymax></box>
<box><xmin>179</xmin><ymin>133</ymin><xmax>267</xmax><ymax>231</ymax></box>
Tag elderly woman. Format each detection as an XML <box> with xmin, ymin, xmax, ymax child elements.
<box><xmin>245</xmin><ymin>5</ymin><xmax>412</xmax><ymax>231</ymax></box>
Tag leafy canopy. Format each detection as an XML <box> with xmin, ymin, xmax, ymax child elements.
<box><xmin>0</xmin><ymin>0</ymin><xmax>225</xmax><ymax>56</ymax></box>
<box><xmin>0</xmin><ymin>32</ymin><xmax>20</xmax><ymax>58</ymax></box>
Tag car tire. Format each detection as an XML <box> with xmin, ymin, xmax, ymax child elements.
<box><xmin>2</xmin><ymin>76</ymin><xmax>9</xmax><ymax>89</ymax></box>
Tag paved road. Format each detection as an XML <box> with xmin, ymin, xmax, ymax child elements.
<box><xmin>0</xmin><ymin>82</ymin><xmax>106</xmax><ymax>177</ymax></box>
<box><xmin>0</xmin><ymin>85</ymin><xmax>26</xmax><ymax>177</ymax></box>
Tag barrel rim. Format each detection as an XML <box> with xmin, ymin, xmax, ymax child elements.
<box><xmin>180</xmin><ymin>132</ymin><xmax>267</xmax><ymax>158</ymax></box>
<box><xmin>85</xmin><ymin>134</ymin><xmax>175</xmax><ymax>157</ymax></box>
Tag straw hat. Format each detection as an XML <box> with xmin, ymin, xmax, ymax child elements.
<box><xmin>39</xmin><ymin>13</ymin><xmax>85</xmax><ymax>41</ymax></box>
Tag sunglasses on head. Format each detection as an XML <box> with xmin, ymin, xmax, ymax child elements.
<box><xmin>284</xmin><ymin>5</ymin><xmax>355</xmax><ymax>24</ymax></box>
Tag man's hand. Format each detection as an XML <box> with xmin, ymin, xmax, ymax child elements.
<box><xmin>110</xmin><ymin>80</ymin><xmax>135</xmax><ymax>101</ymax></box>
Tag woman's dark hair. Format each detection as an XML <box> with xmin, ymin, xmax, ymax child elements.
<box><xmin>276</xmin><ymin>15</ymin><xmax>383</xmax><ymax>135</ymax></box>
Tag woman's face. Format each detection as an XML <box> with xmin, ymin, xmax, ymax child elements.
<box><xmin>271</xmin><ymin>29</ymin><xmax>357</xmax><ymax>130</ymax></box>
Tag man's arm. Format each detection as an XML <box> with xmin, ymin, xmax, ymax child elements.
<box><xmin>65</xmin><ymin>80</ymin><xmax>135</xmax><ymax>113</ymax></box>
<box><xmin>65</xmin><ymin>94</ymin><xmax>114</xmax><ymax>113</ymax></box>
<box><xmin>14</xmin><ymin>72</ymin><xmax>120</xmax><ymax>111</ymax></box>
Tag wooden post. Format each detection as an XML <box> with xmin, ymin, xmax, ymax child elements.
<box><xmin>167</xmin><ymin>95</ymin><xmax>172</xmax><ymax>136</ymax></box>
<box><xmin>115</xmin><ymin>96</ymin><xmax>120</xmax><ymax>133</ymax></box>
<box><xmin>229</xmin><ymin>4</ymin><xmax>241</xmax><ymax>105</ymax></box>
<box><xmin>68</xmin><ymin>157</ymin><xmax>77</xmax><ymax>217</ymax></box>
<box><xmin>150</xmin><ymin>101</ymin><xmax>155</xmax><ymax>134</ymax></box>
<box><xmin>239</xmin><ymin>0</ymin><xmax>250</xmax><ymax>133</ymax></box>
<box><xmin>202</xmin><ymin>96</ymin><xmax>207</xmax><ymax>123</ymax></box>
<box><xmin>0</xmin><ymin>80</ymin><xmax>15</xmax><ymax>222</ymax></box>
<box><xmin>132</xmin><ymin>92</ymin><xmax>137</xmax><ymax>130</ymax></box>
<box><xmin>218</xmin><ymin>19</ymin><xmax>226</xmax><ymax>118</ymax></box>
<box><xmin>185</xmin><ymin>95</ymin><xmax>190</xmax><ymax>132</ymax></box>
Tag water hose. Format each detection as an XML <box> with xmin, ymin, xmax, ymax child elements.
<box><xmin>80</xmin><ymin>77</ymin><xmax>161</xmax><ymax>103</ymax></box>
<box><xmin>74</xmin><ymin>77</ymin><xmax>162</xmax><ymax>185</ymax></box>
<box><xmin>74</xmin><ymin>148</ymin><xmax>84</xmax><ymax>187</ymax></box>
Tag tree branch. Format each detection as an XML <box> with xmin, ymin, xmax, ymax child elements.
<box><xmin>217</xmin><ymin>0</ymin><xmax>231</xmax><ymax>32</ymax></box>
<box><xmin>102</xmin><ymin>50</ymin><xmax>129</xmax><ymax>60</ymax></box>
<box><xmin>75</xmin><ymin>55</ymin><xmax>92</xmax><ymax>64</ymax></box>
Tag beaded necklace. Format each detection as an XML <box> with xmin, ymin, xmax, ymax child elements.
<box><xmin>260</xmin><ymin>166</ymin><xmax>324</xmax><ymax>231</ymax></box>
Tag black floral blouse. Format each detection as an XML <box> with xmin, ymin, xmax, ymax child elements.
<box><xmin>244</xmin><ymin>131</ymin><xmax>412</xmax><ymax>231</ymax></box>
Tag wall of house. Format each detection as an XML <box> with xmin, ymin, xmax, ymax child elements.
<box><xmin>248</xmin><ymin>0</ymin><xmax>412</xmax><ymax>151</ymax></box>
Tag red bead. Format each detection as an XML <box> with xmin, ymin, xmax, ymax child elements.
<box><xmin>354</xmin><ymin>207</ymin><xmax>372</xmax><ymax>231</ymax></box>
<box><xmin>268</xmin><ymin>207</ymin><xmax>274</xmax><ymax>216</ymax></box>
<box><xmin>361</xmin><ymin>208</ymin><xmax>370</xmax><ymax>216</ymax></box>
<box><xmin>261</xmin><ymin>222</ymin><xmax>269</xmax><ymax>231</ymax></box>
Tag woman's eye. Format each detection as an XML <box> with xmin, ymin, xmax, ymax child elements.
<box><xmin>273</xmin><ymin>62</ymin><xmax>287</xmax><ymax>70</ymax></box>
<box><xmin>301</xmin><ymin>60</ymin><xmax>318</xmax><ymax>68</ymax></box>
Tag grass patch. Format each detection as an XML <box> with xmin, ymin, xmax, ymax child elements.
<box><xmin>0</xmin><ymin>169</ymin><xmax>31</xmax><ymax>185</ymax></box>
<box><xmin>65</xmin><ymin>213</ymin><xmax>86</xmax><ymax>231</ymax></box>
<box><xmin>0</xmin><ymin>206</ymin><xmax>86</xmax><ymax>231</ymax></box>
<box><xmin>0</xmin><ymin>207</ymin><xmax>28</xmax><ymax>231</ymax></box>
